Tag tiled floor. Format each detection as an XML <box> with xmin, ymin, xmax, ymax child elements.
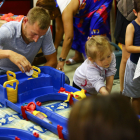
<box><xmin>57</xmin><ymin>46</ymin><xmax>120</xmax><ymax>94</ymax></box>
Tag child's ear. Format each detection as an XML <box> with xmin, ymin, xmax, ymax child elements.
<box><xmin>88</xmin><ymin>57</ymin><xmax>94</xmax><ymax>62</ymax></box>
<box><xmin>133</xmin><ymin>9</ymin><xmax>138</xmax><ymax>16</ymax></box>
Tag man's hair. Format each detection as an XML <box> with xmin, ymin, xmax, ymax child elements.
<box><xmin>68</xmin><ymin>94</ymin><xmax>140</xmax><ymax>140</ymax></box>
<box><xmin>134</xmin><ymin>0</ymin><xmax>140</xmax><ymax>13</ymax></box>
<box><xmin>85</xmin><ymin>35</ymin><xmax>114</xmax><ymax>61</ymax></box>
<box><xmin>27</xmin><ymin>7</ymin><xmax>50</xmax><ymax>29</ymax></box>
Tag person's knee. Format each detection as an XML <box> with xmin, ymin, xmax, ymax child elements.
<box><xmin>124</xmin><ymin>96</ymin><xmax>131</xmax><ymax>103</ymax></box>
<box><xmin>65</xmin><ymin>75</ymin><xmax>70</xmax><ymax>85</ymax></box>
<box><xmin>132</xmin><ymin>98</ymin><xmax>140</xmax><ymax>115</ymax></box>
<box><xmin>132</xmin><ymin>98</ymin><xmax>140</xmax><ymax>103</ymax></box>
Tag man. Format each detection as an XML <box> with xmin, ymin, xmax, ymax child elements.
<box><xmin>0</xmin><ymin>7</ymin><xmax>57</xmax><ymax>74</ymax></box>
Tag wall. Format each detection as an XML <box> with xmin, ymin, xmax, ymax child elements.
<box><xmin>33</xmin><ymin>0</ymin><xmax>37</xmax><ymax>7</ymax></box>
<box><xmin>0</xmin><ymin>0</ymin><xmax>32</xmax><ymax>15</ymax></box>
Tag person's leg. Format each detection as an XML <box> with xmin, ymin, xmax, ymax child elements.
<box><xmin>119</xmin><ymin>44</ymin><xmax>130</xmax><ymax>93</ymax></box>
<box><xmin>65</xmin><ymin>75</ymin><xmax>70</xmax><ymax>85</ymax></box>
<box><xmin>114</xmin><ymin>10</ymin><xmax>131</xmax><ymax>93</ymax></box>
<box><xmin>72</xmin><ymin>50</ymin><xmax>84</xmax><ymax>62</ymax></box>
<box><xmin>73</xmin><ymin>81</ymin><xmax>81</xmax><ymax>90</ymax></box>
<box><xmin>66</xmin><ymin>50</ymin><xmax>84</xmax><ymax>65</ymax></box>
<box><xmin>123</xmin><ymin>96</ymin><xmax>131</xmax><ymax>103</ymax></box>
<box><xmin>0</xmin><ymin>68</ymin><xmax>7</xmax><ymax>75</ymax></box>
<box><xmin>132</xmin><ymin>98</ymin><xmax>140</xmax><ymax>115</ymax></box>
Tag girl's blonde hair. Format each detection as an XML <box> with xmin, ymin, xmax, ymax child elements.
<box><xmin>85</xmin><ymin>35</ymin><xmax>114</xmax><ymax>61</ymax></box>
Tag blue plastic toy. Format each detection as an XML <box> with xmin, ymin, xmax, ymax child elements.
<box><xmin>0</xmin><ymin>127</ymin><xmax>42</xmax><ymax>140</ymax></box>
<box><xmin>0</xmin><ymin>66</ymin><xmax>80</xmax><ymax>140</ymax></box>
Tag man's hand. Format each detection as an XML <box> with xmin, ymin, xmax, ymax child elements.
<box><xmin>8</xmin><ymin>50</ymin><xmax>32</xmax><ymax>73</ymax></box>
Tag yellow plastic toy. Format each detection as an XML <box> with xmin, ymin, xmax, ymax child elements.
<box><xmin>32</xmin><ymin>110</ymin><xmax>52</xmax><ymax>124</ymax></box>
<box><xmin>32</xmin><ymin>66</ymin><xmax>41</xmax><ymax>78</ymax></box>
<box><xmin>64</xmin><ymin>89</ymin><xmax>86</xmax><ymax>103</ymax></box>
<box><xmin>6</xmin><ymin>71</ymin><xmax>16</xmax><ymax>86</ymax></box>
<box><xmin>64</xmin><ymin>93</ymin><xmax>72</xmax><ymax>103</ymax></box>
<box><xmin>72</xmin><ymin>89</ymin><xmax>86</xmax><ymax>100</ymax></box>
<box><xmin>3</xmin><ymin>79</ymin><xmax>19</xmax><ymax>103</ymax></box>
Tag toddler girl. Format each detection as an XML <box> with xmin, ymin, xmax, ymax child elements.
<box><xmin>73</xmin><ymin>35</ymin><xmax>117</xmax><ymax>95</ymax></box>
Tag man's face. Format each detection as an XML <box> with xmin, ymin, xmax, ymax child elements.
<box><xmin>23</xmin><ymin>18</ymin><xmax>48</xmax><ymax>43</ymax></box>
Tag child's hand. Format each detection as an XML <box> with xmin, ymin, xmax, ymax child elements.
<box><xmin>99</xmin><ymin>87</ymin><xmax>109</xmax><ymax>95</ymax></box>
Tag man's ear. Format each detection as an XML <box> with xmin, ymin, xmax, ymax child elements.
<box><xmin>23</xmin><ymin>17</ymin><xmax>28</xmax><ymax>24</ymax></box>
<box><xmin>133</xmin><ymin>9</ymin><xmax>138</xmax><ymax>16</ymax></box>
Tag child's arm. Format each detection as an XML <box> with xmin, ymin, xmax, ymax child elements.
<box><xmin>99</xmin><ymin>75</ymin><xmax>114</xmax><ymax>95</ymax></box>
<box><xmin>125</xmin><ymin>23</ymin><xmax>140</xmax><ymax>53</ymax></box>
<box><xmin>106</xmin><ymin>75</ymin><xmax>114</xmax><ymax>93</ymax></box>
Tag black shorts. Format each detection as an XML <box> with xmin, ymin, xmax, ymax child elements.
<box><xmin>73</xmin><ymin>81</ymin><xmax>81</xmax><ymax>90</ymax></box>
<box><xmin>114</xmin><ymin>10</ymin><xmax>131</xmax><ymax>44</ymax></box>
<box><xmin>0</xmin><ymin>68</ymin><xmax>6</xmax><ymax>75</ymax></box>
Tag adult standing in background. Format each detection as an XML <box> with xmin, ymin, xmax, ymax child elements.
<box><xmin>36</xmin><ymin>0</ymin><xmax>113</xmax><ymax>71</ymax></box>
<box><xmin>114</xmin><ymin>0</ymin><xmax>135</xmax><ymax>93</ymax></box>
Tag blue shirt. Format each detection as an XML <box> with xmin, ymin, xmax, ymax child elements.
<box><xmin>130</xmin><ymin>20</ymin><xmax>140</xmax><ymax>64</ymax></box>
<box><xmin>0</xmin><ymin>18</ymin><xmax>55</xmax><ymax>71</ymax></box>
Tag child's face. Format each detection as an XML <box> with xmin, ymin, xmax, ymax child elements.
<box><xmin>94</xmin><ymin>50</ymin><xmax>112</xmax><ymax>68</ymax></box>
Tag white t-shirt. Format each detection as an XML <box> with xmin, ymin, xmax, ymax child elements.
<box><xmin>57</xmin><ymin>0</ymin><xmax>83</xmax><ymax>13</ymax></box>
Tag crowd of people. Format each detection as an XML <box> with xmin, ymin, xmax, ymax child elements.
<box><xmin>0</xmin><ymin>0</ymin><xmax>140</xmax><ymax>139</ymax></box>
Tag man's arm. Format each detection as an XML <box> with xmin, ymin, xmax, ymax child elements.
<box><xmin>0</xmin><ymin>49</ymin><xmax>32</xmax><ymax>72</ymax></box>
<box><xmin>0</xmin><ymin>24</ymin><xmax>32</xmax><ymax>72</ymax></box>
<box><xmin>44</xmin><ymin>52</ymin><xmax>57</xmax><ymax>68</ymax></box>
<box><xmin>42</xmin><ymin>27</ymin><xmax>57</xmax><ymax>68</ymax></box>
